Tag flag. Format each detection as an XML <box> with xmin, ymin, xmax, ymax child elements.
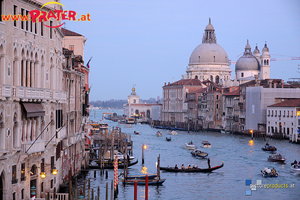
<box><xmin>86</xmin><ymin>56</ymin><xmax>92</xmax><ymax>68</ymax></box>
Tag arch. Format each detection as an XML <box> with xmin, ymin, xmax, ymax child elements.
<box><xmin>210</xmin><ymin>75</ymin><xmax>213</xmax><ymax>82</ymax></box>
<box><xmin>0</xmin><ymin>170</ymin><xmax>6</xmax><ymax>200</ymax></box>
<box><xmin>195</xmin><ymin>75</ymin><xmax>198</xmax><ymax>79</ymax></box>
<box><xmin>30</xmin><ymin>164</ymin><xmax>38</xmax><ymax>176</ymax></box>
<box><xmin>135</xmin><ymin>110</ymin><xmax>139</xmax><ymax>118</ymax></box>
<box><xmin>146</xmin><ymin>110</ymin><xmax>150</xmax><ymax>118</ymax></box>
<box><xmin>215</xmin><ymin>75</ymin><xmax>220</xmax><ymax>84</ymax></box>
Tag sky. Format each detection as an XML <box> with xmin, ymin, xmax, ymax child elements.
<box><xmin>61</xmin><ymin>0</ymin><xmax>300</xmax><ymax>101</ymax></box>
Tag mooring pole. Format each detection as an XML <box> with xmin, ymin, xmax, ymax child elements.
<box><xmin>145</xmin><ymin>175</ymin><xmax>148</xmax><ymax>200</ymax></box>
<box><xmin>134</xmin><ymin>179</ymin><xmax>137</xmax><ymax>200</ymax></box>
<box><xmin>142</xmin><ymin>144</ymin><xmax>145</xmax><ymax>164</ymax></box>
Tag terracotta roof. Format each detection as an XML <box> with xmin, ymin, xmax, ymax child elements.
<box><xmin>223</xmin><ymin>89</ymin><xmax>240</xmax><ymax>96</ymax></box>
<box><xmin>268</xmin><ymin>99</ymin><xmax>300</xmax><ymax>107</ymax></box>
<box><xmin>194</xmin><ymin>88</ymin><xmax>207</xmax><ymax>94</ymax></box>
<box><xmin>239</xmin><ymin>79</ymin><xmax>284</xmax><ymax>88</ymax></box>
<box><xmin>61</xmin><ymin>28</ymin><xmax>82</xmax><ymax>36</ymax></box>
<box><xmin>130</xmin><ymin>104</ymin><xmax>161</xmax><ymax>106</ymax></box>
<box><xmin>165</xmin><ymin>79</ymin><xmax>202</xmax><ymax>86</ymax></box>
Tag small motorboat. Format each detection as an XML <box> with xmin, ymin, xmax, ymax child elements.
<box><xmin>168</xmin><ymin>130</ymin><xmax>178</xmax><ymax>135</ymax></box>
<box><xmin>268</xmin><ymin>154</ymin><xmax>285</xmax><ymax>163</ymax></box>
<box><xmin>166</xmin><ymin>137</ymin><xmax>171</xmax><ymax>141</ymax></box>
<box><xmin>290</xmin><ymin>164</ymin><xmax>300</xmax><ymax>174</ymax></box>
<box><xmin>156</xmin><ymin>131</ymin><xmax>162</xmax><ymax>137</ymax></box>
<box><xmin>191</xmin><ymin>149</ymin><xmax>208</xmax><ymax>159</ymax></box>
<box><xmin>261</xmin><ymin>168</ymin><xmax>278</xmax><ymax>178</ymax></box>
<box><xmin>262</xmin><ymin>145</ymin><xmax>277</xmax><ymax>151</ymax></box>
<box><xmin>134</xmin><ymin>131</ymin><xmax>139</xmax><ymax>134</ymax></box>
<box><xmin>184</xmin><ymin>141</ymin><xmax>195</xmax><ymax>150</ymax></box>
<box><xmin>202</xmin><ymin>141</ymin><xmax>211</xmax><ymax>148</ymax></box>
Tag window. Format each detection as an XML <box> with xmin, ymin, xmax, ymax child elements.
<box><xmin>291</xmin><ymin>111</ymin><xmax>293</xmax><ymax>117</ymax></box>
<box><xmin>35</xmin><ymin>21</ymin><xmax>37</xmax><ymax>34</ymax></box>
<box><xmin>21</xmin><ymin>8</ymin><xmax>24</xmax><ymax>29</ymax></box>
<box><xmin>69</xmin><ymin>45</ymin><xmax>74</xmax><ymax>51</ymax></box>
<box><xmin>12</xmin><ymin>165</ymin><xmax>18</xmax><ymax>184</ymax></box>
<box><xmin>22</xmin><ymin>189</ymin><xmax>24</xmax><ymax>199</ymax></box>
<box><xmin>56</xmin><ymin>110</ymin><xmax>63</xmax><ymax>129</ymax></box>
<box><xmin>268</xmin><ymin>110</ymin><xmax>270</xmax><ymax>116</ymax></box>
<box><xmin>271</xmin><ymin>110</ymin><xmax>273</xmax><ymax>117</ymax></box>
<box><xmin>13</xmin><ymin>192</ymin><xmax>16</xmax><ymax>200</ymax></box>
<box><xmin>284</xmin><ymin>111</ymin><xmax>285</xmax><ymax>117</ymax></box>
<box><xmin>216</xmin><ymin>104</ymin><xmax>219</xmax><ymax>109</ymax></box>
<box><xmin>14</xmin><ymin>5</ymin><xmax>17</xmax><ymax>27</ymax></box>
<box><xmin>275</xmin><ymin>110</ymin><xmax>277</xmax><ymax>117</ymax></box>
<box><xmin>41</xmin><ymin>182</ymin><xmax>44</xmax><ymax>192</ymax></box>
<box><xmin>216</xmin><ymin>95</ymin><xmax>219</xmax><ymax>100</ymax></box>
<box><xmin>41</xmin><ymin>21</ymin><xmax>43</xmax><ymax>36</ymax></box>
<box><xmin>21</xmin><ymin>163</ymin><xmax>26</xmax><ymax>181</ymax></box>
<box><xmin>287</xmin><ymin>111</ymin><xmax>289</xmax><ymax>117</ymax></box>
<box><xmin>26</xmin><ymin>10</ymin><xmax>29</xmax><ymax>31</ymax></box>
<box><xmin>0</xmin><ymin>0</ymin><xmax>4</xmax><ymax>22</ymax></box>
<box><xmin>268</xmin><ymin>126</ymin><xmax>270</xmax><ymax>132</ymax></box>
<box><xmin>279</xmin><ymin>110</ymin><xmax>281</xmax><ymax>117</ymax></box>
<box><xmin>241</xmin><ymin>73</ymin><xmax>244</xmax><ymax>77</ymax></box>
<box><xmin>51</xmin><ymin>156</ymin><xmax>55</xmax><ymax>172</ymax></box>
<box><xmin>50</xmin><ymin>21</ymin><xmax>53</xmax><ymax>39</ymax></box>
<box><xmin>51</xmin><ymin>179</ymin><xmax>54</xmax><ymax>188</ymax></box>
<box><xmin>41</xmin><ymin>158</ymin><xmax>45</xmax><ymax>172</ymax></box>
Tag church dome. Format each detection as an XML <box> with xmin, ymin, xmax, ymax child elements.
<box><xmin>189</xmin><ymin>43</ymin><xmax>229</xmax><ymax>65</ymax></box>
<box><xmin>189</xmin><ymin>18</ymin><xmax>229</xmax><ymax>65</ymax></box>
<box><xmin>235</xmin><ymin>40</ymin><xmax>260</xmax><ymax>71</ymax></box>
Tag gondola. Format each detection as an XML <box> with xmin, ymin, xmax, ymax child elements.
<box><xmin>160</xmin><ymin>162</ymin><xmax>224</xmax><ymax>173</ymax></box>
<box><xmin>134</xmin><ymin>131</ymin><xmax>139</xmax><ymax>134</ymax></box>
<box><xmin>126</xmin><ymin>173</ymin><xmax>159</xmax><ymax>180</ymax></box>
<box><xmin>166</xmin><ymin>137</ymin><xmax>171</xmax><ymax>141</ymax></box>
<box><xmin>89</xmin><ymin>159</ymin><xmax>138</xmax><ymax>169</ymax></box>
<box><xmin>123</xmin><ymin>178</ymin><xmax>166</xmax><ymax>185</ymax></box>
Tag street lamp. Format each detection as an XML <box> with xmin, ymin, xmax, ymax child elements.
<box><xmin>142</xmin><ymin>144</ymin><xmax>147</xmax><ymax>164</ymax></box>
<box><xmin>52</xmin><ymin>167</ymin><xmax>58</xmax><ymax>175</ymax></box>
<box><xmin>250</xmin><ymin>129</ymin><xmax>253</xmax><ymax>140</ymax></box>
<box><xmin>40</xmin><ymin>172</ymin><xmax>46</xmax><ymax>179</ymax></box>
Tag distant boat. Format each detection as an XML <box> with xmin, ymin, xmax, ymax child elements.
<box><xmin>184</xmin><ymin>142</ymin><xmax>195</xmax><ymax>150</ymax></box>
<box><xmin>168</xmin><ymin>130</ymin><xmax>178</xmax><ymax>135</ymax></box>
<box><xmin>160</xmin><ymin>162</ymin><xmax>224</xmax><ymax>173</ymax></box>
<box><xmin>134</xmin><ymin>131</ymin><xmax>139</xmax><ymax>134</ymax></box>
<box><xmin>156</xmin><ymin>131</ymin><xmax>162</xmax><ymax>137</ymax></box>
<box><xmin>166</xmin><ymin>137</ymin><xmax>171</xmax><ymax>141</ymax></box>
<box><xmin>202</xmin><ymin>141</ymin><xmax>211</xmax><ymax>148</ymax></box>
<box><xmin>191</xmin><ymin>149</ymin><xmax>208</xmax><ymax>159</ymax></box>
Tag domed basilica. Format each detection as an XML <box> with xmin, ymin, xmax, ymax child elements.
<box><xmin>186</xmin><ymin>19</ymin><xmax>271</xmax><ymax>86</ymax></box>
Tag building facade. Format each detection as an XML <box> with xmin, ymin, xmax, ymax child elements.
<box><xmin>0</xmin><ymin>1</ymin><xmax>90</xmax><ymax>199</ymax></box>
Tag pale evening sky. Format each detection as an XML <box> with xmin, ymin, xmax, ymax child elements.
<box><xmin>61</xmin><ymin>0</ymin><xmax>300</xmax><ymax>101</ymax></box>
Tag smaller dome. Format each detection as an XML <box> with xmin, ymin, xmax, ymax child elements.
<box><xmin>253</xmin><ymin>45</ymin><xmax>260</xmax><ymax>55</ymax></box>
<box><xmin>262</xmin><ymin>43</ymin><xmax>269</xmax><ymax>52</ymax></box>
<box><xmin>235</xmin><ymin>55</ymin><xmax>260</xmax><ymax>71</ymax></box>
<box><xmin>205</xmin><ymin>18</ymin><xmax>214</xmax><ymax>30</ymax></box>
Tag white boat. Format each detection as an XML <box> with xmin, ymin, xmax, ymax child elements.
<box><xmin>202</xmin><ymin>141</ymin><xmax>211</xmax><ymax>148</ymax></box>
<box><xmin>290</xmin><ymin>165</ymin><xmax>300</xmax><ymax>174</ymax></box>
<box><xmin>168</xmin><ymin>130</ymin><xmax>178</xmax><ymax>135</ymax></box>
<box><xmin>103</xmin><ymin>150</ymin><xmax>135</xmax><ymax>161</ymax></box>
<box><xmin>184</xmin><ymin>142</ymin><xmax>195</xmax><ymax>150</ymax></box>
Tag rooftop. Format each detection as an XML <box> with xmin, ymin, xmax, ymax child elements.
<box><xmin>268</xmin><ymin>99</ymin><xmax>300</xmax><ymax>107</ymax></box>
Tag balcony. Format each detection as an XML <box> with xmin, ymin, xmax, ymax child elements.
<box><xmin>12</xmin><ymin>179</ymin><xmax>18</xmax><ymax>184</ymax></box>
<box><xmin>56</xmin><ymin>126</ymin><xmax>67</xmax><ymax>141</ymax></box>
<box><xmin>21</xmin><ymin>140</ymin><xmax>45</xmax><ymax>154</ymax></box>
<box><xmin>0</xmin><ymin>85</ymin><xmax>11</xmax><ymax>99</ymax></box>
<box><xmin>0</xmin><ymin>85</ymin><xmax>67</xmax><ymax>103</ymax></box>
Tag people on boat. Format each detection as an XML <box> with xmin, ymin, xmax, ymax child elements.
<box><xmin>187</xmin><ymin>165</ymin><xmax>191</xmax><ymax>169</ymax></box>
<box><xmin>175</xmin><ymin>164</ymin><xmax>178</xmax><ymax>169</ymax></box>
<box><xmin>266</xmin><ymin>143</ymin><xmax>269</xmax><ymax>146</ymax></box>
<box><xmin>271</xmin><ymin>168</ymin><xmax>277</xmax><ymax>176</ymax></box>
<box><xmin>207</xmin><ymin>158</ymin><xmax>211</xmax><ymax>168</ymax></box>
<box><xmin>181</xmin><ymin>164</ymin><xmax>184</xmax><ymax>169</ymax></box>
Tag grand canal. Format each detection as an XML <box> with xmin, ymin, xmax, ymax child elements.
<box><xmin>82</xmin><ymin>109</ymin><xmax>300</xmax><ymax>200</ymax></box>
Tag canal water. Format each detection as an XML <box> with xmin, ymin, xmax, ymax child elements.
<box><xmin>82</xmin><ymin>109</ymin><xmax>300</xmax><ymax>200</ymax></box>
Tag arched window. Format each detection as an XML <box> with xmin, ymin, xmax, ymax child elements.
<box><xmin>195</xmin><ymin>75</ymin><xmax>198</xmax><ymax>79</ymax></box>
<box><xmin>241</xmin><ymin>73</ymin><xmax>244</xmax><ymax>77</ymax></box>
<box><xmin>215</xmin><ymin>75</ymin><xmax>219</xmax><ymax>84</ymax></box>
<box><xmin>210</xmin><ymin>75</ymin><xmax>213</xmax><ymax>81</ymax></box>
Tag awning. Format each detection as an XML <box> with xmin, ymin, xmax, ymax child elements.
<box><xmin>22</xmin><ymin>103</ymin><xmax>45</xmax><ymax>118</ymax></box>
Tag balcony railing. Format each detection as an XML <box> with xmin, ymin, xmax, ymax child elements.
<box><xmin>0</xmin><ymin>85</ymin><xmax>67</xmax><ymax>102</ymax></box>
<box><xmin>21</xmin><ymin>140</ymin><xmax>45</xmax><ymax>154</ymax></box>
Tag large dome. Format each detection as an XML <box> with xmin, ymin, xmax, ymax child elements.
<box><xmin>189</xmin><ymin>43</ymin><xmax>229</xmax><ymax>65</ymax></box>
<box><xmin>235</xmin><ymin>40</ymin><xmax>260</xmax><ymax>71</ymax></box>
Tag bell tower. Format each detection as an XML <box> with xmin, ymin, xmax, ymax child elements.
<box><xmin>260</xmin><ymin>42</ymin><xmax>271</xmax><ymax>80</ymax></box>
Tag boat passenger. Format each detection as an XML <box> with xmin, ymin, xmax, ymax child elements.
<box><xmin>271</xmin><ymin>168</ymin><xmax>277</xmax><ymax>176</ymax></box>
<box><xmin>181</xmin><ymin>164</ymin><xmax>184</xmax><ymax>169</ymax></box>
<box><xmin>187</xmin><ymin>165</ymin><xmax>191</xmax><ymax>169</ymax></box>
<box><xmin>175</xmin><ymin>164</ymin><xmax>178</xmax><ymax>169</ymax></box>
<box><xmin>266</xmin><ymin>143</ymin><xmax>269</xmax><ymax>146</ymax></box>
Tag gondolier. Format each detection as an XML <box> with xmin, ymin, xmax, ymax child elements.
<box><xmin>208</xmin><ymin>158</ymin><xmax>211</xmax><ymax>168</ymax></box>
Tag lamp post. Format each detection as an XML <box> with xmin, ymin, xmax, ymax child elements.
<box><xmin>250</xmin><ymin>129</ymin><xmax>253</xmax><ymax>140</ymax></box>
<box><xmin>142</xmin><ymin>144</ymin><xmax>147</xmax><ymax>164</ymax></box>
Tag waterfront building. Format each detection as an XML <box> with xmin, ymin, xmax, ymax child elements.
<box><xmin>0</xmin><ymin>1</ymin><xmax>90</xmax><ymax>199</ymax></box>
<box><xmin>266</xmin><ymin>99</ymin><xmax>300</xmax><ymax>141</ymax></box>
<box><xmin>235</xmin><ymin>41</ymin><xmax>271</xmax><ymax>83</ymax></box>
<box><xmin>222</xmin><ymin>87</ymin><xmax>240</xmax><ymax>131</ymax></box>
<box><xmin>162</xmin><ymin>79</ymin><xmax>207</xmax><ymax>123</ymax></box>
<box><xmin>186</xmin><ymin>19</ymin><xmax>232</xmax><ymax>86</ymax></box>
<box><xmin>245</xmin><ymin>81</ymin><xmax>300</xmax><ymax>133</ymax></box>
<box><xmin>123</xmin><ymin>86</ymin><xmax>160</xmax><ymax>122</ymax></box>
